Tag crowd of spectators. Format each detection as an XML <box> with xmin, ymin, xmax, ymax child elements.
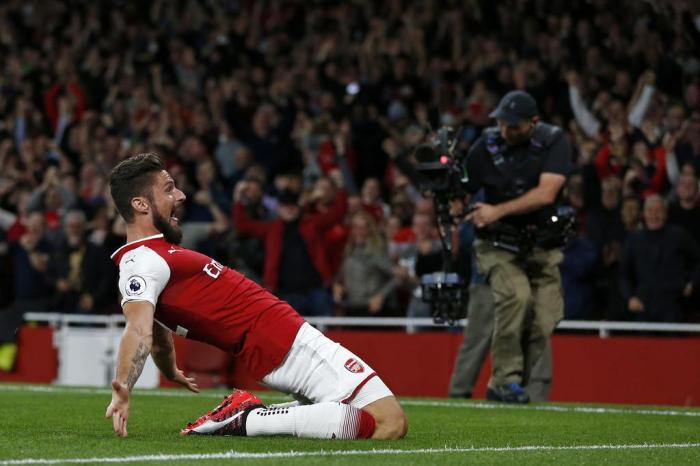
<box><xmin>1</xmin><ymin>0</ymin><xmax>699</xmax><ymax>325</ymax></box>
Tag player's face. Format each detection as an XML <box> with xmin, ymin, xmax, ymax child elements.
<box><xmin>151</xmin><ymin>170</ymin><xmax>186</xmax><ymax>244</ymax></box>
<box><xmin>498</xmin><ymin>119</ymin><xmax>533</xmax><ymax>146</ymax></box>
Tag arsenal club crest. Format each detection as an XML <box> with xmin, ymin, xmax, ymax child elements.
<box><xmin>344</xmin><ymin>358</ymin><xmax>364</xmax><ymax>374</ymax></box>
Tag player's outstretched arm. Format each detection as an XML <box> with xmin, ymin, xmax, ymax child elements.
<box><xmin>105</xmin><ymin>300</ymin><xmax>155</xmax><ymax>437</ymax></box>
<box><xmin>152</xmin><ymin>322</ymin><xmax>199</xmax><ymax>393</ymax></box>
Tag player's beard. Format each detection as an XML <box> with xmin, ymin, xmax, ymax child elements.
<box><xmin>152</xmin><ymin>208</ymin><xmax>183</xmax><ymax>245</ymax></box>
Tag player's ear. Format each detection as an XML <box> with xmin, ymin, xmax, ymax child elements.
<box><xmin>131</xmin><ymin>197</ymin><xmax>150</xmax><ymax>215</ymax></box>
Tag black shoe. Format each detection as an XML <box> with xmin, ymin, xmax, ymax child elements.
<box><xmin>448</xmin><ymin>392</ymin><xmax>472</xmax><ymax>399</ymax></box>
<box><xmin>486</xmin><ymin>383</ymin><xmax>530</xmax><ymax>404</ymax></box>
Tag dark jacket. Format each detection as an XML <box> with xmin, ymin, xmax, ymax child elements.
<box><xmin>620</xmin><ymin>225</ymin><xmax>700</xmax><ymax>322</ymax></box>
<box><xmin>560</xmin><ymin>236</ymin><xmax>598</xmax><ymax>320</ymax></box>
<box><xmin>667</xmin><ymin>201</ymin><xmax>700</xmax><ymax>240</ymax></box>
<box><xmin>587</xmin><ymin>206</ymin><xmax>626</xmax><ymax>252</ymax></box>
<box><xmin>48</xmin><ymin>240</ymin><xmax>116</xmax><ymax>312</ymax></box>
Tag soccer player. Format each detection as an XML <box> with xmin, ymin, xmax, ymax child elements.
<box><xmin>104</xmin><ymin>153</ymin><xmax>407</xmax><ymax>440</ymax></box>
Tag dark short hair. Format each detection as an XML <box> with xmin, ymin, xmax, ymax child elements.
<box><xmin>109</xmin><ymin>153</ymin><xmax>164</xmax><ymax>223</ymax></box>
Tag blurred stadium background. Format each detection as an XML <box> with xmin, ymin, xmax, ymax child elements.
<box><xmin>0</xmin><ymin>0</ymin><xmax>699</xmax><ymax>422</ymax></box>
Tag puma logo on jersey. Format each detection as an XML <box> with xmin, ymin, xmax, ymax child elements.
<box><xmin>168</xmin><ymin>248</ymin><xmax>181</xmax><ymax>254</ymax></box>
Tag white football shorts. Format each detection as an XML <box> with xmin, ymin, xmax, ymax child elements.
<box><xmin>261</xmin><ymin>323</ymin><xmax>394</xmax><ymax>409</ymax></box>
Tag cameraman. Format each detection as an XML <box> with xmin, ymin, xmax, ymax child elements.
<box><xmin>459</xmin><ymin>90</ymin><xmax>572</xmax><ymax>403</ymax></box>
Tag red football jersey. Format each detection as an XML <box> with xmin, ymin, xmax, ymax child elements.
<box><xmin>111</xmin><ymin>234</ymin><xmax>305</xmax><ymax>380</ymax></box>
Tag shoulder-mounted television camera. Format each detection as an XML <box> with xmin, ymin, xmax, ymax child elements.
<box><xmin>414</xmin><ymin>126</ymin><xmax>468</xmax><ymax>202</ymax></box>
<box><xmin>412</xmin><ymin>126</ymin><xmax>470</xmax><ymax>325</ymax></box>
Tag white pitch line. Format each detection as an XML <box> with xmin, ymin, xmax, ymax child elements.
<box><xmin>1</xmin><ymin>383</ymin><xmax>699</xmax><ymax>418</ymax></box>
<box><xmin>1</xmin><ymin>443</ymin><xmax>700</xmax><ymax>465</ymax></box>
<box><xmin>399</xmin><ymin>399</ymin><xmax>700</xmax><ymax>417</ymax></box>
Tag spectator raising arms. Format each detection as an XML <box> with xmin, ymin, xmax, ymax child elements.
<box><xmin>0</xmin><ymin>0</ymin><xmax>698</xmax><ymax>322</ymax></box>
<box><xmin>233</xmin><ymin>180</ymin><xmax>347</xmax><ymax>316</ymax></box>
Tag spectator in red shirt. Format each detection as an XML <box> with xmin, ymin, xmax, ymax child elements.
<box><xmin>233</xmin><ymin>180</ymin><xmax>347</xmax><ymax>316</ymax></box>
<box><xmin>303</xmin><ymin>172</ymin><xmax>349</xmax><ymax>278</ymax></box>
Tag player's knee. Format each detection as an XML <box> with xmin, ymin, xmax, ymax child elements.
<box><xmin>374</xmin><ymin>410</ymin><xmax>408</xmax><ymax>439</ymax></box>
<box><xmin>397</xmin><ymin>411</ymin><xmax>408</xmax><ymax>438</ymax></box>
<box><xmin>387</xmin><ymin>411</ymin><xmax>408</xmax><ymax>439</ymax></box>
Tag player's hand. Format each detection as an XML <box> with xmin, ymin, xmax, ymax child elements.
<box><xmin>172</xmin><ymin>369</ymin><xmax>200</xmax><ymax>393</ymax></box>
<box><xmin>105</xmin><ymin>380</ymin><xmax>130</xmax><ymax>437</ymax></box>
<box><xmin>467</xmin><ymin>202</ymin><xmax>502</xmax><ymax>228</ymax></box>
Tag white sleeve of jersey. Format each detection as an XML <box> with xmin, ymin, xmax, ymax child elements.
<box><xmin>117</xmin><ymin>245</ymin><xmax>171</xmax><ymax>308</ymax></box>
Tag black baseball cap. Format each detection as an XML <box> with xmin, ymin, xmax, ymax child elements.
<box><xmin>489</xmin><ymin>90</ymin><xmax>538</xmax><ymax>124</ymax></box>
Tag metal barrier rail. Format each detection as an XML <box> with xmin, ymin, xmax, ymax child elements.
<box><xmin>24</xmin><ymin>312</ymin><xmax>121</xmax><ymax>325</ymax></box>
<box><xmin>23</xmin><ymin>312</ymin><xmax>700</xmax><ymax>336</ymax></box>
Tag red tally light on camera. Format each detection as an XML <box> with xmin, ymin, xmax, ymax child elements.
<box><xmin>440</xmin><ymin>155</ymin><xmax>450</xmax><ymax>164</ymax></box>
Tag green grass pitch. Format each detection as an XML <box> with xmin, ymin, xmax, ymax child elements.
<box><xmin>0</xmin><ymin>383</ymin><xmax>698</xmax><ymax>465</ymax></box>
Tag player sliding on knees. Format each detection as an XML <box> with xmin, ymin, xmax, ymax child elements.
<box><xmin>105</xmin><ymin>153</ymin><xmax>407</xmax><ymax>440</ymax></box>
